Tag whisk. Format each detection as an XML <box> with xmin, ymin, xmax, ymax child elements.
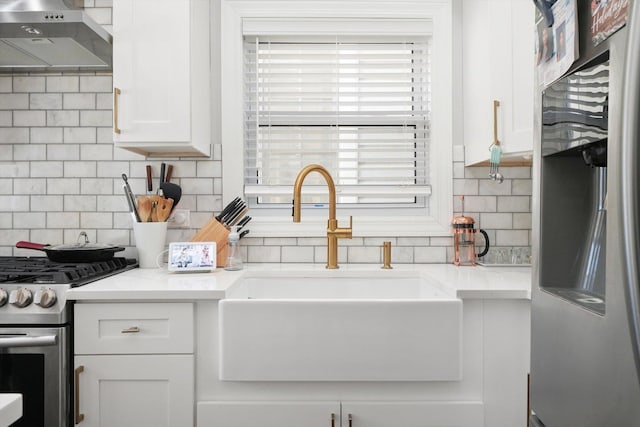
<box><xmin>489</xmin><ymin>100</ymin><xmax>504</xmax><ymax>183</ymax></box>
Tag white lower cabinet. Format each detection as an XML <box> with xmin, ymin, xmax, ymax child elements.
<box><xmin>197</xmin><ymin>401</ymin><xmax>483</xmax><ymax>427</ymax></box>
<box><xmin>74</xmin><ymin>302</ymin><xmax>195</xmax><ymax>427</ymax></box>
<box><xmin>197</xmin><ymin>401</ymin><xmax>340</xmax><ymax>427</ymax></box>
<box><xmin>74</xmin><ymin>355</ymin><xmax>194</xmax><ymax>427</ymax></box>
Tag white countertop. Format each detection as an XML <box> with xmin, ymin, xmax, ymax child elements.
<box><xmin>66</xmin><ymin>263</ymin><xmax>531</xmax><ymax>301</ymax></box>
<box><xmin>0</xmin><ymin>394</ymin><xmax>22</xmax><ymax>427</ymax></box>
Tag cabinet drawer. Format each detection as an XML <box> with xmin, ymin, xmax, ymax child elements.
<box><xmin>74</xmin><ymin>303</ymin><xmax>193</xmax><ymax>355</ymax></box>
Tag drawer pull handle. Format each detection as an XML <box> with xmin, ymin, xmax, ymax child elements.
<box><xmin>74</xmin><ymin>365</ymin><xmax>85</xmax><ymax>424</ymax></box>
<box><xmin>121</xmin><ymin>326</ymin><xmax>140</xmax><ymax>334</ymax></box>
<box><xmin>113</xmin><ymin>87</ymin><xmax>121</xmax><ymax>134</ymax></box>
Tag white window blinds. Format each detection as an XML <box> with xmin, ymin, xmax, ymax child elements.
<box><xmin>243</xmin><ymin>35</ymin><xmax>432</xmax><ymax>206</ymax></box>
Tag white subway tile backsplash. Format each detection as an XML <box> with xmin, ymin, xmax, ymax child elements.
<box><xmin>32</xmin><ymin>128</ymin><xmax>63</xmax><ymax>143</ymax></box>
<box><xmin>0</xmin><ymin>229</ymin><xmax>30</xmax><ymax>246</ymax></box>
<box><xmin>82</xmin><ymin>178</ymin><xmax>114</xmax><ymax>195</ymax></box>
<box><xmin>463</xmin><ymin>196</ymin><xmax>497</xmax><ymax>212</ymax></box>
<box><xmin>248</xmin><ymin>245</ymin><xmax>281</xmax><ymax>263</ymax></box>
<box><xmin>0</xmin><ymin>77</ymin><xmax>11</xmax><ymax>93</ymax></box>
<box><xmin>479</xmin><ymin>179</ymin><xmax>512</xmax><ymax>195</ymax></box>
<box><xmin>513</xmin><ymin>213</ymin><xmax>532</xmax><ymax>229</ymax></box>
<box><xmin>47</xmin><ymin>110</ymin><xmax>80</xmax><ymax>127</ymax></box>
<box><xmin>80</xmin><ymin>76</ymin><xmax>112</xmax><ymax>93</ymax></box>
<box><xmin>30</xmin><ymin>195</ymin><xmax>63</xmax><ymax>211</ymax></box>
<box><xmin>0</xmin><ymin>212</ymin><xmax>11</xmax><ymax>228</ymax></box>
<box><xmin>30</xmin><ymin>93</ymin><xmax>62</xmax><ymax>109</ymax></box>
<box><xmin>0</xmin><ymin>111</ymin><xmax>11</xmax><ymax>126</ymax></box>
<box><xmin>0</xmin><ymin>17</ymin><xmax>532</xmax><ymax>264</ymax></box>
<box><xmin>64</xmin><ymin>195</ymin><xmax>96</xmax><ymax>211</ymax></box>
<box><xmin>80</xmin><ymin>110</ymin><xmax>112</xmax><ymax>127</ymax></box>
<box><xmin>0</xmin><ymin>195</ymin><xmax>28</xmax><ymax>211</ymax></box>
<box><xmin>414</xmin><ymin>246</ymin><xmax>447</xmax><ymax>263</ymax></box>
<box><xmin>97</xmin><ymin>195</ymin><xmax>127</xmax><ymax>212</ymax></box>
<box><xmin>80</xmin><ymin>212</ymin><xmax>112</xmax><ymax>228</ymax></box>
<box><xmin>47</xmin><ymin>178</ymin><xmax>80</xmax><ymax>194</ymax></box>
<box><xmin>0</xmin><ymin>163</ymin><xmax>27</xmax><ymax>178</ymax></box>
<box><xmin>13</xmin><ymin>77</ymin><xmax>45</xmax><ymax>93</ymax></box>
<box><xmin>495</xmin><ymin>230</ymin><xmax>529</xmax><ymax>246</ymax></box>
<box><xmin>81</xmin><ymin>144</ymin><xmax>112</xmax><ymax>160</ymax></box>
<box><xmin>512</xmin><ymin>179</ymin><xmax>533</xmax><ymax>195</ymax></box>
<box><xmin>497</xmin><ymin>196</ymin><xmax>530</xmax><ymax>212</ymax></box>
<box><xmin>453</xmin><ymin>178</ymin><xmax>478</xmax><ymax>195</ymax></box>
<box><xmin>0</xmin><ymin>94</ymin><xmax>28</xmax><ymax>109</ymax></box>
<box><xmin>28</xmin><ymin>162</ymin><xmax>63</xmax><ymax>178</ymax></box>
<box><xmin>14</xmin><ymin>212</ymin><xmax>45</xmax><ymax>229</ymax></box>
<box><xmin>180</xmin><ymin>178</ymin><xmax>214</xmax><ymax>194</ymax></box>
<box><xmin>0</xmin><ymin>128</ymin><xmax>29</xmax><ymax>143</ymax></box>
<box><xmin>14</xmin><ymin>145</ymin><xmax>46</xmax><ymax>161</ymax></box>
<box><xmin>63</xmin><ymin>93</ymin><xmax>96</xmax><ymax>110</ymax></box>
<box><xmin>347</xmin><ymin>246</ymin><xmax>380</xmax><ymax>263</ymax></box>
<box><xmin>0</xmin><ymin>179</ymin><xmax>11</xmax><ymax>194</ymax></box>
<box><xmin>13</xmin><ymin>111</ymin><xmax>46</xmax><ymax>127</ymax></box>
<box><xmin>479</xmin><ymin>212</ymin><xmax>513</xmax><ymax>229</ymax></box>
<box><xmin>65</xmin><ymin>127</ymin><xmax>97</xmax><ymax>144</ymax></box>
<box><xmin>96</xmin><ymin>93</ymin><xmax>112</xmax><ymax>110</ymax></box>
<box><xmin>281</xmin><ymin>245</ymin><xmax>314</xmax><ymax>262</ymax></box>
<box><xmin>63</xmin><ymin>161</ymin><xmax>97</xmax><ymax>177</ymax></box>
<box><xmin>14</xmin><ymin>178</ymin><xmax>46</xmax><ymax>194</ymax></box>
<box><xmin>46</xmin><ymin>76</ymin><xmax>79</xmax><ymax>93</ymax></box>
<box><xmin>47</xmin><ymin>212</ymin><xmax>79</xmax><ymax>228</ymax></box>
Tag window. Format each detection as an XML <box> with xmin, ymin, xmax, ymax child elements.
<box><xmin>243</xmin><ymin>36</ymin><xmax>431</xmax><ymax>211</ymax></box>
<box><xmin>220</xmin><ymin>2</ymin><xmax>453</xmax><ymax>237</ymax></box>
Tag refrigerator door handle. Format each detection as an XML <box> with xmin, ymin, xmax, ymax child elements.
<box><xmin>621</xmin><ymin>0</ymin><xmax>640</xmax><ymax>385</ymax></box>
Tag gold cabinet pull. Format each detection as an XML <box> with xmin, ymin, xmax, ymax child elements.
<box><xmin>121</xmin><ymin>326</ymin><xmax>140</xmax><ymax>333</ymax></box>
<box><xmin>348</xmin><ymin>413</ymin><xmax>353</xmax><ymax>427</ymax></box>
<box><xmin>330</xmin><ymin>413</ymin><xmax>335</xmax><ymax>427</ymax></box>
<box><xmin>74</xmin><ymin>365</ymin><xmax>85</xmax><ymax>424</ymax></box>
<box><xmin>113</xmin><ymin>87</ymin><xmax>122</xmax><ymax>134</ymax></box>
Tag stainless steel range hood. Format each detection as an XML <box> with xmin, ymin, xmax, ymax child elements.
<box><xmin>0</xmin><ymin>0</ymin><xmax>112</xmax><ymax>72</ymax></box>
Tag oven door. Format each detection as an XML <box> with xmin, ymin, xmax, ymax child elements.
<box><xmin>0</xmin><ymin>326</ymin><xmax>70</xmax><ymax>427</ymax></box>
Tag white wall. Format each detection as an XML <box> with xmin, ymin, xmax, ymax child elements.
<box><xmin>0</xmin><ymin>1</ymin><xmax>531</xmax><ymax>264</ymax></box>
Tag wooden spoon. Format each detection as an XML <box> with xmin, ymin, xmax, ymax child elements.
<box><xmin>155</xmin><ymin>198</ymin><xmax>174</xmax><ymax>222</ymax></box>
<box><xmin>137</xmin><ymin>196</ymin><xmax>152</xmax><ymax>222</ymax></box>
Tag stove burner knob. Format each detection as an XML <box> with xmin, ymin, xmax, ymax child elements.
<box><xmin>35</xmin><ymin>288</ymin><xmax>57</xmax><ymax>308</ymax></box>
<box><xmin>0</xmin><ymin>289</ymin><xmax>7</xmax><ymax>307</ymax></box>
<box><xmin>9</xmin><ymin>288</ymin><xmax>33</xmax><ymax>308</ymax></box>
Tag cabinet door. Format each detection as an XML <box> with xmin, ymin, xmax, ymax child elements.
<box><xmin>197</xmin><ymin>401</ymin><xmax>340</xmax><ymax>427</ymax></box>
<box><xmin>75</xmin><ymin>355</ymin><xmax>194</xmax><ymax>427</ymax></box>
<box><xmin>112</xmin><ymin>0</ymin><xmax>191</xmax><ymax>142</ymax></box>
<box><xmin>341</xmin><ymin>402</ymin><xmax>484</xmax><ymax>427</ymax></box>
<box><xmin>463</xmin><ymin>0</ymin><xmax>534</xmax><ymax>166</ymax></box>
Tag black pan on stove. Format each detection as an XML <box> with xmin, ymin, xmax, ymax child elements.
<box><xmin>16</xmin><ymin>240</ymin><xmax>125</xmax><ymax>263</ymax></box>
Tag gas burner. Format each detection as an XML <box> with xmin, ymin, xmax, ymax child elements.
<box><xmin>0</xmin><ymin>257</ymin><xmax>137</xmax><ymax>286</ymax></box>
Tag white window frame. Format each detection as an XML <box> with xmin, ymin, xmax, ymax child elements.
<box><xmin>220</xmin><ymin>0</ymin><xmax>453</xmax><ymax>237</ymax></box>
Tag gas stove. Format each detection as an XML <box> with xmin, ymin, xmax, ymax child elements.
<box><xmin>0</xmin><ymin>256</ymin><xmax>137</xmax><ymax>325</ymax></box>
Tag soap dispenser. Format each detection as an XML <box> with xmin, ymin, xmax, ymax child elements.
<box><xmin>224</xmin><ymin>226</ymin><xmax>243</xmax><ymax>271</ymax></box>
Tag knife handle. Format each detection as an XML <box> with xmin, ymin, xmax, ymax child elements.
<box><xmin>146</xmin><ymin>165</ymin><xmax>153</xmax><ymax>192</ymax></box>
<box><xmin>160</xmin><ymin>163</ymin><xmax>166</xmax><ymax>185</ymax></box>
<box><xmin>165</xmin><ymin>165</ymin><xmax>173</xmax><ymax>183</ymax></box>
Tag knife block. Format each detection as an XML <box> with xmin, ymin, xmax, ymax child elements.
<box><xmin>190</xmin><ymin>218</ymin><xmax>229</xmax><ymax>267</ymax></box>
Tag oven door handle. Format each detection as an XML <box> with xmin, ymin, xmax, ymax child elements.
<box><xmin>0</xmin><ymin>335</ymin><xmax>57</xmax><ymax>348</ymax></box>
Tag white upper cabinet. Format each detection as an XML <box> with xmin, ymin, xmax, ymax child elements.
<box><xmin>462</xmin><ymin>0</ymin><xmax>535</xmax><ymax>166</ymax></box>
<box><xmin>112</xmin><ymin>0</ymin><xmax>210</xmax><ymax>157</ymax></box>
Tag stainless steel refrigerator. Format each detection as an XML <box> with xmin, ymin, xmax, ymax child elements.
<box><xmin>530</xmin><ymin>1</ymin><xmax>640</xmax><ymax>426</ymax></box>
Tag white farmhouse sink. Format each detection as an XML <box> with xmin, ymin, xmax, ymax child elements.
<box><xmin>219</xmin><ymin>271</ymin><xmax>462</xmax><ymax>381</ymax></box>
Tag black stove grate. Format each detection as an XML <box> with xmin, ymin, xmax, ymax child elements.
<box><xmin>0</xmin><ymin>257</ymin><xmax>137</xmax><ymax>286</ymax></box>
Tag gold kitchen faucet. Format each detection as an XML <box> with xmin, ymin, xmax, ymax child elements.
<box><xmin>292</xmin><ymin>164</ymin><xmax>352</xmax><ymax>269</ymax></box>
